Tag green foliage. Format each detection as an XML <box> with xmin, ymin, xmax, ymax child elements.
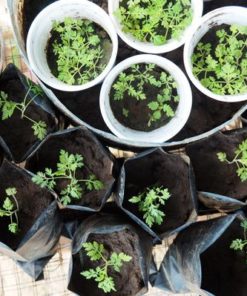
<box><xmin>129</xmin><ymin>186</ymin><xmax>170</xmax><ymax>227</ymax></box>
<box><xmin>81</xmin><ymin>241</ymin><xmax>132</xmax><ymax>293</ymax></box>
<box><xmin>230</xmin><ymin>219</ymin><xmax>247</xmax><ymax>261</ymax></box>
<box><xmin>32</xmin><ymin>149</ymin><xmax>104</xmax><ymax>206</ymax></box>
<box><xmin>112</xmin><ymin>63</ymin><xmax>179</xmax><ymax>127</ymax></box>
<box><xmin>192</xmin><ymin>25</ymin><xmax>247</xmax><ymax>95</ymax></box>
<box><xmin>217</xmin><ymin>139</ymin><xmax>247</xmax><ymax>182</ymax></box>
<box><xmin>0</xmin><ymin>187</ymin><xmax>19</xmax><ymax>234</ymax></box>
<box><xmin>115</xmin><ymin>0</ymin><xmax>192</xmax><ymax>45</ymax></box>
<box><xmin>0</xmin><ymin>80</ymin><xmax>47</xmax><ymax>140</ymax></box>
<box><xmin>52</xmin><ymin>17</ymin><xmax>106</xmax><ymax>85</ymax></box>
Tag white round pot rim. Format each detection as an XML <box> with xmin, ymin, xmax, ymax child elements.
<box><xmin>184</xmin><ymin>6</ymin><xmax>247</xmax><ymax>102</ymax></box>
<box><xmin>100</xmin><ymin>54</ymin><xmax>192</xmax><ymax>144</ymax></box>
<box><xmin>108</xmin><ymin>0</ymin><xmax>203</xmax><ymax>54</ymax></box>
<box><xmin>27</xmin><ymin>0</ymin><xmax>118</xmax><ymax>92</ymax></box>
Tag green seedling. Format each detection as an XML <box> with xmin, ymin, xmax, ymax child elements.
<box><xmin>0</xmin><ymin>187</ymin><xmax>19</xmax><ymax>234</ymax></box>
<box><xmin>32</xmin><ymin>149</ymin><xmax>104</xmax><ymax>205</ymax></box>
<box><xmin>129</xmin><ymin>186</ymin><xmax>170</xmax><ymax>227</ymax></box>
<box><xmin>81</xmin><ymin>241</ymin><xmax>132</xmax><ymax>293</ymax></box>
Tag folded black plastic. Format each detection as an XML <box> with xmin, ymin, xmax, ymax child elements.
<box><xmin>114</xmin><ymin>148</ymin><xmax>198</xmax><ymax>241</ymax></box>
<box><xmin>153</xmin><ymin>213</ymin><xmax>247</xmax><ymax>296</ymax></box>
<box><xmin>67</xmin><ymin>211</ymin><xmax>153</xmax><ymax>296</ymax></box>
<box><xmin>0</xmin><ymin>158</ymin><xmax>62</xmax><ymax>279</ymax></box>
<box><xmin>0</xmin><ymin>63</ymin><xmax>59</xmax><ymax>163</ymax></box>
<box><xmin>186</xmin><ymin>128</ymin><xmax>247</xmax><ymax>210</ymax></box>
<box><xmin>25</xmin><ymin>126</ymin><xmax>115</xmax><ymax>214</ymax></box>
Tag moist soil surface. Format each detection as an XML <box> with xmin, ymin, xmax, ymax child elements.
<box><xmin>122</xmin><ymin>150</ymin><xmax>194</xmax><ymax>235</ymax></box>
<box><xmin>26</xmin><ymin>128</ymin><xmax>114</xmax><ymax>209</ymax></box>
<box><xmin>0</xmin><ymin>70</ymin><xmax>56</xmax><ymax>162</ymax></box>
<box><xmin>69</xmin><ymin>229</ymin><xmax>144</xmax><ymax>296</ymax></box>
<box><xmin>201</xmin><ymin>219</ymin><xmax>247</xmax><ymax>296</ymax></box>
<box><xmin>186</xmin><ymin>128</ymin><xmax>247</xmax><ymax>200</ymax></box>
<box><xmin>46</xmin><ymin>21</ymin><xmax>112</xmax><ymax>85</ymax></box>
<box><xmin>110</xmin><ymin>64</ymin><xmax>179</xmax><ymax>132</ymax></box>
<box><xmin>0</xmin><ymin>159</ymin><xmax>53</xmax><ymax>250</ymax></box>
<box><xmin>22</xmin><ymin>0</ymin><xmax>247</xmax><ymax>144</ymax></box>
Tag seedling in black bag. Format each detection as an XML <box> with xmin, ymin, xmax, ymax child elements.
<box><xmin>32</xmin><ymin>149</ymin><xmax>104</xmax><ymax>205</ymax></box>
<box><xmin>129</xmin><ymin>186</ymin><xmax>170</xmax><ymax>228</ymax></box>
<box><xmin>217</xmin><ymin>139</ymin><xmax>247</xmax><ymax>182</ymax></box>
<box><xmin>230</xmin><ymin>219</ymin><xmax>247</xmax><ymax>261</ymax></box>
<box><xmin>0</xmin><ymin>80</ymin><xmax>47</xmax><ymax>140</ymax></box>
<box><xmin>81</xmin><ymin>241</ymin><xmax>132</xmax><ymax>293</ymax></box>
<box><xmin>0</xmin><ymin>187</ymin><xmax>19</xmax><ymax>234</ymax></box>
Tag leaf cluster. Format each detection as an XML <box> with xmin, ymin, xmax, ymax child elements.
<box><xmin>52</xmin><ymin>17</ymin><xmax>106</xmax><ymax>85</ymax></box>
<box><xmin>0</xmin><ymin>81</ymin><xmax>47</xmax><ymax>140</ymax></box>
<box><xmin>0</xmin><ymin>187</ymin><xmax>19</xmax><ymax>234</ymax></box>
<box><xmin>192</xmin><ymin>25</ymin><xmax>247</xmax><ymax>95</ymax></box>
<box><xmin>129</xmin><ymin>186</ymin><xmax>171</xmax><ymax>227</ymax></box>
<box><xmin>81</xmin><ymin>241</ymin><xmax>132</xmax><ymax>293</ymax></box>
<box><xmin>230</xmin><ymin>219</ymin><xmax>247</xmax><ymax>262</ymax></box>
<box><xmin>217</xmin><ymin>139</ymin><xmax>247</xmax><ymax>182</ymax></box>
<box><xmin>32</xmin><ymin>149</ymin><xmax>104</xmax><ymax>205</ymax></box>
<box><xmin>112</xmin><ymin>63</ymin><xmax>179</xmax><ymax>127</ymax></box>
<box><xmin>115</xmin><ymin>0</ymin><xmax>192</xmax><ymax>45</ymax></box>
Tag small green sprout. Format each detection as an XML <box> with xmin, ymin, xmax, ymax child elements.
<box><xmin>81</xmin><ymin>241</ymin><xmax>132</xmax><ymax>293</ymax></box>
<box><xmin>0</xmin><ymin>187</ymin><xmax>19</xmax><ymax>234</ymax></box>
<box><xmin>217</xmin><ymin>139</ymin><xmax>247</xmax><ymax>182</ymax></box>
<box><xmin>230</xmin><ymin>219</ymin><xmax>247</xmax><ymax>261</ymax></box>
<box><xmin>129</xmin><ymin>186</ymin><xmax>170</xmax><ymax>228</ymax></box>
<box><xmin>192</xmin><ymin>24</ymin><xmax>247</xmax><ymax>95</ymax></box>
<box><xmin>115</xmin><ymin>0</ymin><xmax>193</xmax><ymax>45</ymax></box>
<box><xmin>0</xmin><ymin>80</ymin><xmax>47</xmax><ymax>140</ymax></box>
<box><xmin>51</xmin><ymin>17</ymin><xmax>107</xmax><ymax>85</ymax></box>
<box><xmin>32</xmin><ymin>149</ymin><xmax>104</xmax><ymax>206</ymax></box>
<box><xmin>112</xmin><ymin>63</ymin><xmax>179</xmax><ymax>128</ymax></box>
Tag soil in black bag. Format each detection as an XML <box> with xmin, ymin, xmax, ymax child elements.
<box><xmin>0</xmin><ymin>65</ymin><xmax>57</xmax><ymax>162</ymax></box>
<box><xmin>201</xmin><ymin>219</ymin><xmax>247</xmax><ymax>296</ymax></box>
<box><xmin>26</xmin><ymin>128</ymin><xmax>114</xmax><ymax>209</ymax></box>
<box><xmin>0</xmin><ymin>159</ymin><xmax>53</xmax><ymax>250</ymax></box>
<box><xmin>186</xmin><ymin>129</ymin><xmax>247</xmax><ymax>200</ymax></box>
<box><xmin>122</xmin><ymin>150</ymin><xmax>194</xmax><ymax>234</ymax></box>
<box><xmin>70</xmin><ymin>229</ymin><xmax>143</xmax><ymax>296</ymax></box>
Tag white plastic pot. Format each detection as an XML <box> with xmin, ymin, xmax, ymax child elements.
<box><xmin>100</xmin><ymin>54</ymin><xmax>192</xmax><ymax>144</ymax></box>
<box><xmin>184</xmin><ymin>6</ymin><xmax>247</xmax><ymax>103</ymax></box>
<box><xmin>108</xmin><ymin>0</ymin><xmax>203</xmax><ymax>54</ymax></box>
<box><xmin>27</xmin><ymin>0</ymin><xmax>118</xmax><ymax>92</ymax></box>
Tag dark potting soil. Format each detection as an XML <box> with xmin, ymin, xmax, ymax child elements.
<box><xmin>110</xmin><ymin>64</ymin><xmax>179</xmax><ymax>132</ymax></box>
<box><xmin>186</xmin><ymin>129</ymin><xmax>247</xmax><ymax>200</ymax></box>
<box><xmin>201</xmin><ymin>219</ymin><xmax>247</xmax><ymax>296</ymax></box>
<box><xmin>70</xmin><ymin>229</ymin><xmax>144</xmax><ymax>296</ymax></box>
<box><xmin>122</xmin><ymin>150</ymin><xmax>194</xmax><ymax>234</ymax></box>
<box><xmin>26</xmin><ymin>129</ymin><xmax>113</xmax><ymax>209</ymax></box>
<box><xmin>46</xmin><ymin>21</ymin><xmax>112</xmax><ymax>85</ymax></box>
<box><xmin>0</xmin><ymin>159</ymin><xmax>53</xmax><ymax>250</ymax></box>
<box><xmin>0</xmin><ymin>78</ymin><xmax>56</xmax><ymax>162</ymax></box>
<box><xmin>204</xmin><ymin>0</ymin><xmax>247</xmax><ymax>14</ymax></box>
